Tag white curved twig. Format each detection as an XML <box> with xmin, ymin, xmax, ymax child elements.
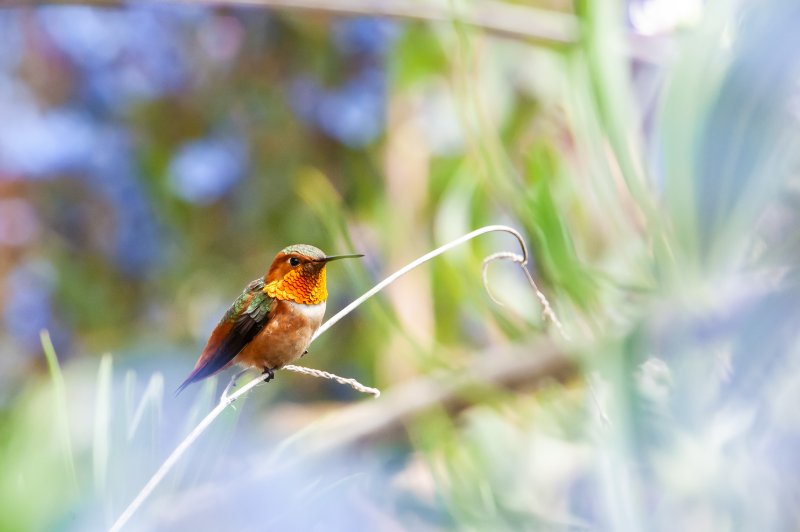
<box><xmin>312</xmin><ymin>224</ymin><xmax>528</xmax><ymax>341</ymax></box>
<box><xmin>481</xmin><ymin>251</ymin><xmax>569</xmax><ymax>340</ymax></box>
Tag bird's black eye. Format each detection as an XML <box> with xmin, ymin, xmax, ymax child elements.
<box><xmin>289</xmin><ymin>257</ymin><xmax>300</xmax><ymax>267</ymax></box>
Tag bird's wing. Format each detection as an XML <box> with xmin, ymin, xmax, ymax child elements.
<box><xmin>176</xmin><ymin>278</ymin><xmax>273</xmax><ymax>394</ymax></box>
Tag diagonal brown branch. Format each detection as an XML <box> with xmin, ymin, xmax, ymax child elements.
<box><xmin>14</xmin><ymin>0</ymin><xmax>674</xmax><ymax>62</ymax></box>
<box><xmin>19</xmin><ymin>0</ymin><xmax>578</xmax><ymax>46</ymax></box>
<box><xmin>278</xmin><ymin>338</ymin><xmax>576</xmax><ymax>457</ymax></box>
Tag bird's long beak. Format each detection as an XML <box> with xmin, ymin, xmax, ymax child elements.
<box><xmin>317</xmin><ymin>253</ymin><xmax>364</xmax><ymax>263</ymax></box>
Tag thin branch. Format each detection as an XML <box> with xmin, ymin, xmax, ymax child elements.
<box><xmin>26</xmin><ymin>0</ymin><xmax>578</xmax><ymax>46</ymax></box>
<box><xmin>220</xmin><ymin>365</ymin><xmax>379</xmax><ymax>403</ymax></box>
<box><xmin>275</xmin><ymin>339</ymin><xmax>576</xmax><ymax>457</ymax></box>
<box><xmin>284</xmin><ymin>365</ymin><xmax>380</xmax><ymax>397</ymax></box>
<box><xmin>17</xmin><ymin>0</ymin><xmax>674</xmax><ymax>63</ymax></box>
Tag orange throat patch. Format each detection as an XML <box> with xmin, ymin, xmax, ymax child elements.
<box><xmin>264</xmin><ymin>267</ymin><xmax>327</xmax><ymax>305</ymax></box>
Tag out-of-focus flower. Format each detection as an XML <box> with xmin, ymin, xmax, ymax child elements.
<box><xmin>332</xmin><ymin>17</ymin><xmax>399</xmax><ymax>58</ymax></box>
<box><xmin>197</xmin><ymin>14</ymin><xmax>245</xmax><ymax>63</ymax></box>
<box><xmin>317</xmin><ymin>70</ymin><xmax>385</xmax><ymax>147</ymax></box>
<box><xmin>0</xmin><ymin>104</ymin><xmax>97</xmax><ymax>178</ymax></box>
<box><xmin>288</xmin><ymin>76</ymin><xmax>322</xmax><ymax>125</ymax></box>
<box><xmin>291</xmin><ymin>67</ymin><xmax>386</xmax><ymax>147</ymax></box>
<box><xmin>122</xmin><ymin>8</ymin><xmax>189</xmax><ymax>95</ymax></box>
<box><xmin>168</xmin><ymin>135</ymin><xmax>248</xmax><ymax>205</ymax></box>
<box><xmin>2</xmin><ymin>260</ymin><xmax>57</xmax><ymax>351</ymax></box>
<box><xmin>83</xmin><ymin>129</ymin><xmax>163</xmax><ymax>277</ymax></box>
<box><xmin>288</xmin><ymin>18</ymin><xmax>395</xmax><ymax>147</ymax></box>
<box><xmin>39</xmin><ymin>6</ymin><xmax>127</xmax><ymax>68</ymax></box>
<box><xmin>0</xmin><ymin>11</ymin><xmax>23</xmax><ymax>72</ymax></box>
<box><xmin>40</xmin><ymin>6</ymin><xmax>191</xmax><ymax>110</ymax></box>
<box><xmin>0</xmin><ymin>198</ymin><xmax>40</xmax><ymax>247</ymax></box>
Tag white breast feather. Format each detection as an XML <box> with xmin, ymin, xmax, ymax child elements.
<box><xmin>286</xmin><ymin>301</ymin><xmax>326</xmax><ymax>321</ymax></box>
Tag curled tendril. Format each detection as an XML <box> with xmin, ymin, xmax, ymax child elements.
<box><xmin>481</xmin><ymin>251</ymin><xmax>526</xmax><ymax>306</ymax></box>
<box><xmin>482</xmin><ymin>251</ymin><xmax>569</xmax><ymax>340</ymax></box>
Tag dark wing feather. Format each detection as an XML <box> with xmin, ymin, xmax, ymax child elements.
<box><xmin>176</xmin><ymin>279</ymin><xmax>273</xmax><ymax>394</ymax></box>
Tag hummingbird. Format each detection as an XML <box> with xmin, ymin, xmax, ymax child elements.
<box><xmin>177</xmin><ymin>244</ymin><xmax>363</xmax><ymax>394</ymax></box>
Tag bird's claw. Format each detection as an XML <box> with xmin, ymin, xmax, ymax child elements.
<box><xmin>262</xmin><ymin>367</ymin><xmax>275</xmax><ymax>382</ymax></box>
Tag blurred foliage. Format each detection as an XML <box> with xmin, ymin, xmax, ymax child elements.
<box><xmin>2</xmin><ymin>0</ymin><xmax>800</xmax><ymax>530</ymax></box>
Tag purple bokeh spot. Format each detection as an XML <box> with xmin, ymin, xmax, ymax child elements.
<box><xmin>332</xmin><ymin>17</ymin><xmax>399</xmax><ymax>57</ymax></box>
<box><xmin>0</xmin><ymin>105</ymin><xmax>97</xmax><ymax>178</ymax></box>
<box><xmin>3</xmin><ymin>260</ymin><xmax>56</xmax><ymax>350</ymax></box>
<box><xmin>288</xmin><ymin>67</ymin><xmax>386</xmax><ymax>147</ymax></box>
<box><xmin>0</xmin><ymin>11</ymin><xmax>24</xmax><ymax>72</ymax></box>
<box><xmin>169</xmin><ymin>135</ymin><xmax>248</xmax><ymax>204</ymax></box>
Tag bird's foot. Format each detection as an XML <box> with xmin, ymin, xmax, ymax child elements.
<box><xmin>302</xmin><ymin>350</ymin><xmax>308</xmax><ymax>357</ymax></box>
<box><xmin>262</xmin><ymin>367</ymin><xmax>275</xmax><ymax>383</ymax></box>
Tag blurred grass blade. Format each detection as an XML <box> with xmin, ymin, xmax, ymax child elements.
<box><xmin>171</xmin><ymin>377</ymin><xmax>217</xmax><ymax>488</ymax></box>
<box><xmin>123</xmin><ymin>369</ymin><xmax>137</xmax><ymax>436</ymax></box>
<box><xmin>127</xmin><ymin>373</ymin><xmax>164</xmax><ymax>442</ymax></box>
<box><xmin>40</xmin><ymin>329</ymin><xmax>78</xmax><ymax>493</ymax></box>
<box><xmin>93</xmin><ymin>354</ymin><xmax>113</xmax><ymax>494</ymax></box>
